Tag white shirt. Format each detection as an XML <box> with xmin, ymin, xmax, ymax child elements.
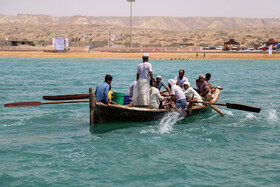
<box><xmin>127</xmin><ymin>81</ymin><xmax>137</xmax><ymax>97</ymax></box>
<box><xmin>149</xmin><ymin>87</ymin><xmax>162</xmax><ymax>108</ymax></box>
<box><xmin>137</xmin><ymin>62</ymin><xmax>152</xmax><ymax>79</ymax></box>
<box><xmin>171</xmin><ymin>85</ymin><xmax>186</xmax><ymax>101</ymax></box>
<box><xmin>175</xmin><ymin>76</ymin><xmax>188</xmax><ymax>86</ymax></box>
<box><xmin>184</xmin><ymin>87</ymin><xmax>203</xmax><ymax>102</ymax></box>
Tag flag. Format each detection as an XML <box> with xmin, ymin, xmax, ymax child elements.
<box><xmin>112</xmin><ymin>33</ymin><xmax>115</xmax><ymax>41</ymax></box>
<box><xmin>120</xmin><ymin>33</ymin><xmax>123</xmax><ymax>41</ymax></box>
<box><xmin>83</xmin><ymin>34</ymin><xmax>85</xmax><ymax>41</ymax></box>
<box><xmin>65</xmin><ymin>38</ymin><xmax>69</xmax><ymax>47</ymax></box>
<box><xmin>78</xmin><ymin>33</ymin><xmax>81</xmax><ymax>41</ymax></box>
<box><xmin>87</xmin><ymin>34</ymin><xmax>89</xmax><ymax>41</ymax></box>
<box><xmin>90</xmin><ymin>34</ymin><xmax>93</xmax><ymax>41</ymax></box>
<box><xmin>262</xmin><ymin>42</ymin><xmax>266</xmax><ymax>50</ymax></box>
<box><xmin>269</xmin><ymin>45</ymin><xmax>272</xmax><ymax>55</ymax></box>
<box><xmin>116</xmin><ymin>34</ymin><xmax>119</xmax><ymax>41</ymax></box>
<box><xmin>52</xmin><ymin>38</ymin><xmax>56</xmax><ymax>47</ymax></box>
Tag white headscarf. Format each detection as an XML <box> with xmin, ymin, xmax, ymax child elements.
<box><xmin>168</xmin><ymin>79</ymin><xmax>176</xmax><ymax>86</ymax></box>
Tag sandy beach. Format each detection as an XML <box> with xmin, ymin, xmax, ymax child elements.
<box><xmin>0</xmin><ymin>51</ymin><xmax>280</xmax><ymax>59</ymax></box>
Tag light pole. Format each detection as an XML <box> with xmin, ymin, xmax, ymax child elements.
<box><xmin>127</xmin><ymin>0</ymin><xmax>135</xmax><ymax>48</ymax></box>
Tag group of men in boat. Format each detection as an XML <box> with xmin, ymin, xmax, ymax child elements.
<box><xmin>95</xmin><ymin>53</ymin><xmax>213</xmax><ymax>109</ymax></box>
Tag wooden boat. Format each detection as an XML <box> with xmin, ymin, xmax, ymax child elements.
<box><xmin>93</xmin><ymin>87</ymin><xmax>221</xmax><ymax>125</ymax></box>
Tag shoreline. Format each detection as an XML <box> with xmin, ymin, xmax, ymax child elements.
<box><xmin>0</xmin><ymin>51</ymin><xmax>280</xmax><ymax>59</ymax></box>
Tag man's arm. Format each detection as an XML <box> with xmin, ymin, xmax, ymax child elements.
<box><xmin>149</xmin><ymin>71</ymin><xmax>153</xmax><ymax>80</ymax></box>
<box><xmin>200</xmin><ymin>86</ymin><xmax>209</xmax><ymax>96</ymax></box>
<box><xmin>136</xmin><ymin>73</ymin><xmax>140</xmax><ymax>81</ymax></box>
<box><xmin>164</xmin><ymin>84</ymin><xmax>171</xmax><ymax>95</ymax></box>
<box><xmin>104</xmin><ymin>85</ymin><xmax>111</xmax><ymax>106</ymax></box>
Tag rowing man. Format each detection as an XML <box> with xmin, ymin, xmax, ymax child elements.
<box><xmin>133</xmin><ymin>53</ymin><xmax>153</xmax><ymax>107</ymax></box>
<box><xmin>168</xmin><ymin>79</ymin><xmax>187</xmax><ymax>109</ymax></box>
<box><xmin>95</xmin><ymin>74</ymin><xmax>113</xmax><ymax>107</ymax></box>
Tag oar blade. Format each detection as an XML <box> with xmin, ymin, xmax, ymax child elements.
<box><xmin>43</xmin><ymin>94</ymin><xmax>89</xmax><ymax>100</ymax></box>
<box><xmin>4</xmin><ymin>101</ymin><xmax>41</xmax><ymax>107</ymax></box>
<box><xmin>226</xmin><ymin>103</ymin><xmax>261</xmax><ymax>113</ymax></box>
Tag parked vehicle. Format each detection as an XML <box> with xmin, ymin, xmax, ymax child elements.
<box><xmin>232</xmin><ymin>45</ymin><xmax>239</xmax><ymax>50</ymax></box>
<box><xmin>215</xmin><ymin>46</ymin><xmax>223</xmax><ymax>50</ymax></box>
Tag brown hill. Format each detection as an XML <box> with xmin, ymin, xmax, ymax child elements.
<box><xmin>0</xmin><ymin>14</ymin><xmax>280</xmax><ymax>48</ymax></box>
<box><xmin>1</xmin><ymin>14</ymin><xmax>280</xmax><ymax>30</ymax></box>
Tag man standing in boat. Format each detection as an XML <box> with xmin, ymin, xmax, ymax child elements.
<box><xmin>133</xmin><ymin>53</ymin><xmax>153</xmax><ymax>107</ymax></box>
<box><xmin>175</xmin><ymin>69</ymin><xmax>188</xmax><ymax>88</ymax></box>
<box><xmin>95</xmin><ymin>74</ymin><xmax>113</xmax><ymax>107</ymax></box>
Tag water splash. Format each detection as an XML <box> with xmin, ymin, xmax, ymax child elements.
<box><xmin>267</xmin><ymin>109</ymin><xmax>278</xmax><ymax>122</ymax></box>
<box><xmin>245</xmin><ymin>113</ymin><xmax>257</xmax><ymax>120</ymax></box>
<box><xmin>220</xmin><ymin>109</ymin><xmax>234</xmax><ymax>116</ymax></box>
<box><xmin>158</xmin><ymin>112</ymin><xmax>183</xmax><ymax>134</ymax></box>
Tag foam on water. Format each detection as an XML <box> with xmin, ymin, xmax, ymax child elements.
<box><xmin>267</xmin><ymin>109</ymin><xmax>278</xmax><ymax>122</ymax></box>
<box><xmin>245</xmin><ymin>112</ymin><xmax>257</xmax><ymax>120</ymax></box>
<box><xmin>220</xmin><ymin>108</ymin><xmax>234</xmax><ymax>116</ymax></box>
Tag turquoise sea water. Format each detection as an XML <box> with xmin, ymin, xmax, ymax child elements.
<box><xmin>0</xmin><ymin>57</ymin><xmax>279</xmax><ymax>186</ymax></box>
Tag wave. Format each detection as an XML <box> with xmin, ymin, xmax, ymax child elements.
<box><xmin>267</xmin><ymin>109</ymin><xmax>278</xmax><ymax>122</ymax></box>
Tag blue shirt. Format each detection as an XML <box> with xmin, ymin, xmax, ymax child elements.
<box><xmin>95</xmin><ymin>82</ymin><xmax>110</xmax><ymax>103</ymax></box>
<box><xmin>155</xmin><ymin>81</ymin><xmax>165</xmax><ymax>90</ymax></box>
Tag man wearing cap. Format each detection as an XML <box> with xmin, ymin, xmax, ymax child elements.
<box><xmin>183</xmin><ymin>82</ymin><xmax>203</xmax><ymax>106</ymax></box>
<box><xmin>175</xmin><ymin>69</ymin><xmax>188</xmax><ymax>88</ymax></box>
<box><xmin>133</xmin><ymin>53</ymin><xmax>153</xmax><ymax>106</ymax></box>
<box><xmin>198</xmin><ymin>74</ymin><xmax>210</xmax><ymax>98</ymax></box>
<box><xmin>155</xmin><ymin>75</ymin><xmax>171</xmax><ymax>96</ymax></box>
<box><xmin>168</xmin><ymin>79</ymin><xmax>187</xmax><ymax>109</ymax></box>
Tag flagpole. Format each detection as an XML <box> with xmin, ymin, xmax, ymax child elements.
<box><xmin>127</xmin><ymin>0</ymin><xmax>135</xmax><ymax>48</ymax></box>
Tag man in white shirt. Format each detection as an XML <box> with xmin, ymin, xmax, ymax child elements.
<box><xmin>168</xmin><ymin>79</ymin><xmax>187</xmax><ymax>109</ymax></box>
<box><xmin>175</xmin><ymin>69</ymin><xmax>188</xmax><ymax>88</ymax></box>
<box><xmin>183</xmin><ymin>82</ymin><xmax>203</xmax><ymax>106</ymax></box>
<box><xmin>149</xmin><ymin>78</ymin><xmax>162</xmax><ymax>109</ymax></box>
<box><xmin>133</xmin><ymin>53</ymin><xmax>153</xmax><ymax>106</ymax></box>
<box><xmin>127</xmin><ymin>81</ymin><xmax>137</xmax><ymax>98</ymax></box>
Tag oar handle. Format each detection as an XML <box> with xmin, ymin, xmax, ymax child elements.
<box><xmin>5</xmin><ymin>100</ymin><xmax>89</xmax><ymax>107</ymax></box>
<box><xmin>42</xmin><ymin>100</ymin><xmax>89</xmax><ymax>104</ymax></box>
<box><xmin>43</xmin><ymin>94</ymin><xmax>89</xmax><ymax>100</ymax></box>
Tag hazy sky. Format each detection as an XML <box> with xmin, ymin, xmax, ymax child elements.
<box><xmin>1</xmin><ymin>0</ymin><xmax>280</xmax><ymax>18</ymax></box>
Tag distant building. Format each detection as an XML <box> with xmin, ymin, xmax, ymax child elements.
<box><xmin>0</xmin><ymin>40</ymin><xmax>34</xmax><ymax>46</ymax></box>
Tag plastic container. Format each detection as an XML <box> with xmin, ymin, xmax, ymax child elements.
<box><xmin>113</xmin><ymin>92</ymin><xmax>125</xmax><ymax>105</ymax></box>
<box><xmin>123</xmin><ymin>95</ymin><xmax>130</xmax><ymax>105</ymax></box>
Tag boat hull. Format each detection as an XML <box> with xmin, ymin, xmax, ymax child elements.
<box><xmin>94</xmin><ymin>88</ymin><xmax>220</xmax><ymax>125</ymax></box>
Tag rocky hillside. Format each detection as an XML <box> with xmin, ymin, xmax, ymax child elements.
<box><xmin>1</xmin><ymin>14</ymin><xmax>280</xmax><ymax>30</ymax></box>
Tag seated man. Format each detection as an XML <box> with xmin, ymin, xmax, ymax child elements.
<box><xmin>198</xmin><ymin>74</ymin><xmax>211</xmax><ymax>100</ymax></box>
<box><xmin>155</xmin><ymin>75</ymin><xmax>171</xmax><ymax>96</ymax></box>
<box><xmin>175</xmin><ymin>69</ymin><xmax>188</xmax><ymax>88</ymax></box>
<box><xmin>205</xmin><ymin>73</ymin><xmax>212</xmax><ymax>88</ymax></box>
<box><xmin>183</xmin><ymin>82</ymin><xmax>203</xmax><ymax>106</ymax></box>
<box><xmin>206</xmin><ymin>73</ymin><xmax>216</xmax><ymax>93</ymax></box>
<box><xmin>127</xmin><ymin>81</ymin><xmax>137</xmax><ymax>99</ymax></box>
<box><xmin>149</xmin><ymin>78</ymin><xmax>162</xmax><ymax>109</ymax></box>
<box><xmin>95</xmin><ymin>74</ymin><xmax>113</xmax><ymax>106</ymax></box>
<box><xmin>194</xmin><ymin>79</ymin><xmax>200</xmax><ymax>92</ymax></box>
<box><xmin>168</xmin><ymin>79</ymin><xmax>187</xmax><ymax>109</ymax></box>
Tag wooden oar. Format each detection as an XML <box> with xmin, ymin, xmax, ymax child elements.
<box><xmin>194</xmin><ymin>101</ymin><xmax>261</xmax><ymax>113</ymax></box>
<box><xmin>43</xmin><ymin>94</ymin><xmax>89</xmax><ymax>100</ymax></box>
<box><xmin>209</xmin><ymin>104</ymin><xmax>225</xmax><ymax>116</ymax></box>
<box><xmin>4</xmin><ymin>100</ymin><xmax>89</xmax><ymax>107</ymax></box>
